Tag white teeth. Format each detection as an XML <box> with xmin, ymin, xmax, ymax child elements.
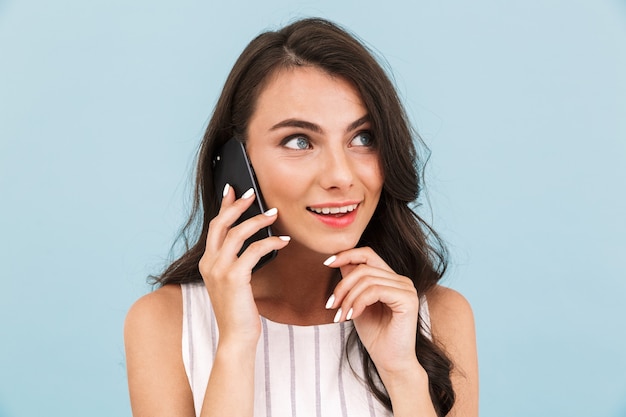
<box><xmin>309</xmin><ymin>204</ymin><xmax>358</xmax><ymax>214</ymax></box>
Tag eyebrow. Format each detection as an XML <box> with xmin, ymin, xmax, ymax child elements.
<box><xmin>269</xmin><ymin>115</ymin><xmax>370</xmax><ymax>134</ymax></box>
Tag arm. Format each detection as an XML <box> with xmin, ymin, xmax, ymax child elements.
<box><xmin>125</xmin><ymin>186</ymin><xmax>289</xmax><ymax>417</ymax></box>
<box><xmin>196</xmin><ymin>186</ymin><xmax>289</xmax><ymax>416</ymax></box>
<box><xmin>124</xmin><ymin>284</ymin><xmax>195</xmax><ymax>417</ymax></box>
<box><xmin>326</xmin><ymin>249</ymin><xmax>478</xmax><ymax>417</ymax></box>
<box><xmin>377</xmin><ymin>286</ymin><xmax>478</xmax><ymax>417</ymax></box>
<box><xmin>326</xmin><ymin>248</ymin><xmax>438</xmax><ymax>417</ymax></box>
<box><xmin>199</xmin><ymin>337</ymin><xmax>258</xmax><ymax>416</ymax></box>
<box><xmin>124</xmin><ymin>284</ymin><xmax>260</xmax><ymax>417</ymax></box>
<box><xmin>428</xmin><ymin>286</ymin><xmax>479</xmax><ymax>417</ymax></box>
<box><xmin>378</xmin><ymin>362</ymin><xmax>437</xmax><ymax>417</ymax></box>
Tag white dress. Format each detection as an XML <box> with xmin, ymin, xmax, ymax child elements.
<box><xmin>181</xmin><ymin>281</ymin><xmax>431</xmax><ymax>417</ymax></box>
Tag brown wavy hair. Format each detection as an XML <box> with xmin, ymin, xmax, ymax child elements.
<box><xmin>152</xmin><ymin>18</ymin><xmax>454</xmax><ymax>416</ymax></box>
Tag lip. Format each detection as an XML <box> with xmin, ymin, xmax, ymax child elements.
<box><xmin>307</xmin><ymin>201</ymin><xmax>361</xmax><ymax>228</ymax></box>
<box><xmin>307</xmin><ymin>200</ymin><xmax>361</xmax><ymax>209</ymax></box>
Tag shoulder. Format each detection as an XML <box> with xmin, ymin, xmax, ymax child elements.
<box><xmin>124</xmin><ymin>283</ymin><xmax>184</xmax><ymax>363</ymax></box>
<box><xmin>125</xmin><ymin>284</ymin><xmax>196</xmax><ymax>416</ymax></box>
<box><xmin>425</xmin><ymin>285</ymin><xmax>474</xmax><ymax>331</ymax></box>
<box><xmin>125</xmin><ymin>283</ymin><xmax>183</xmax><ymax>337</ymax></box>
<box><xmin>425</xmin><ymin>285</ymin><xmax>479</xmax><ymax>417</ymax></box>
<box><xmin>424</xmin><ymin>285</ymin><xmax>476</xmax><ymax>358</ymax></box>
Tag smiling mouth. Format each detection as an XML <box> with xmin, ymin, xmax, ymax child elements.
<box><xmin>306</xmin><ymin>203</ymin><xmax>359</xmax><ymax>215</ymax></box>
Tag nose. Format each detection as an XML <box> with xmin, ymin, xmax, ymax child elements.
<box><xmin>318</xmin><ymin>147</ymin><xmax>354</xmax><ymax>190</ymax></box>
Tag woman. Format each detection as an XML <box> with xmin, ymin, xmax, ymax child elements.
<box><xmin>125</xmin><ymin>18</ymin><xmax>478</xmax><ymax>417</ymax></box>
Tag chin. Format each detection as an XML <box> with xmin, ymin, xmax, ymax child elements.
<box><xmin>302</xmin><ymin>234</ymin><xmax>362</xmax><ymax>256</ymax></box>
<box><xmin>272</xmin><ymin>220</ymin><xmax>367</xmax><ymax>256</ymax></box>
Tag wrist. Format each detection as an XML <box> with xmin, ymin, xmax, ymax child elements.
<box><xmin>378</xmin><ymin>361</ymin><xmax>437</xmax><ymax>417</ymax></box>
<box><xmin>378</xmin><ymin>359</ymin><xmax>428</xmax><ymax>392</ymax></box>
<box><xmin>216</xmin><ymin>335</ymin><xmax>260</xmax><ymax>357</ymax></box>
<box><xmin>215</xmin><ymin>316</ymin><xmax>262</xmax><ymax>349</ymax></box>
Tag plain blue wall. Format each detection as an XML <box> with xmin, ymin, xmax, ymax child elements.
<box><xmin>1</xmin><ymin>1</ymin><xmax>625</xmax><ymax>416</ymax></box>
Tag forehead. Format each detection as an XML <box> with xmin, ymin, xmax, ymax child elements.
<box><xmin>248</xmin><ymin>66</ymin><xmax>367</xmax><ymax>131</ymax></box>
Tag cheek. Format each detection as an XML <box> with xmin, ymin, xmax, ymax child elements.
<box><xmin>255</xmin><ymin>162</ymin><xmax>309</xmax><ymax>206</ymax></box>
<box><xmin>358</xmin><ymin>158</ymin><xmax>384</xmax><ymax>192</ymax></box>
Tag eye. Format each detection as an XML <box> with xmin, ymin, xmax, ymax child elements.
<box><xmin>349</xmin><ymin>131</ymin><xmax>374</xmax><ymax>147</ymax></box>
<box><xmin>283</xmin><ymin>135</ymin><xmax>312</xmax><ymax>150</ymax></box>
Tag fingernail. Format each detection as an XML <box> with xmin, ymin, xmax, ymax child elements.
<box><xmin>278</xmin><ymin>236</ymin><xmax>291</xmax><ymax>241</ymax></box>
<box><xmin>346</xmin><ymin>308</ymin><xmax>353</xmax><ymax>321</ymax></box>
<box><xmin>323</xmin><ymin>255</ymin><xmax>336</xmax><ymax>266</ymax></box>
<box><xmin>325</xmin><ymin>294</ymin><xmax>335</xmax><ymax>309</ymax></box>
<box><xmin>264</xmin><ymin>207</ymin><xmax>278</xmax><ymax>216</ymax></box>
<box><xmin>222</xmin><ymin>183</ymin><xmax>230</xmax><ymax>198</ymax></box>
<box><xmin>333</xmin><ymin>308</ymin><xmax>342</xmax><ymax>323</ymax></box>
<box><xmin>242</xmin><ymin>188</ymin><xmax>254</xmax><ymax>199</ymax></box>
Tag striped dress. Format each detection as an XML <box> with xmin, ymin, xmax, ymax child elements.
<box><xmin>181</xmin><ymin>281</ymin><xmax>431</xmax><ymax>417</ymax></box>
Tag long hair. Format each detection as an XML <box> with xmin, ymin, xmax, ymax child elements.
<box><xmin>153</xmin><ymin>18</ymin><xmax>454</xmax><ymax>416</ymax></box>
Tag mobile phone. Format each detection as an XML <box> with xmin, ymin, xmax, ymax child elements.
<box><xmin>212</xmin><ymin>137</ymin><xmax>277</xmax><ymax>271</ymax></box>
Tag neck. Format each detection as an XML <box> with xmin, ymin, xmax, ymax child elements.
<box><xmin>251</xmin><ymin>241</ymin><xmax>339</xmax><ymax>325</ymax></box>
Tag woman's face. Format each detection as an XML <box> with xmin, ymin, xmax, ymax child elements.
<box><xmin>246</xmin><ymin>66</ymin><xmax>383</xmax><ymax>256</ymax></box>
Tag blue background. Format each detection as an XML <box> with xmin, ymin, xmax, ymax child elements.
<box><xmin>1</xmin><ymin>1</ymin><xmax>625</xmax><ymax>416</ymax></box>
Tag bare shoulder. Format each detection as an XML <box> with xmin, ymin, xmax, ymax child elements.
<box><xmin>124</xmin><ymin>282</ymin><xmax>185</xmax><ymax>367</ymax></box>
<box><xmin>124</xmin><ymin>284</ymin><xmax>195</xmax><ymax>417</ymax></box>
<box><xmin>426</xmin><ymin>285</ymin><xmax>474</xmax><ymax>331</ymax></box>
<box><xmin>124</xmin><ymin>283</ymin><xmax>185</xmax><ymax>380</ymax></box>
<box><xmin>425</xmin><ymin>285</ymin><xmax>479</xmax><ymax>417</ymax></box>
<box><xmin>125</xmin><ymin>284</ymin><xmax>183</xmax><ymax>330</ymax></box>
<box><xmin>425</xmin><ymin>284</ymin><xmax>476</xmax><ymax>358</ymax></box>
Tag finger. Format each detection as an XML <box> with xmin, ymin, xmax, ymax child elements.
<box><xmin>329</xmin><ymin>265</ymin><xmax>415</xmax><ymax>308</ymax></box>
<box><xmin>339</xmin><ymin>274</ymin><xmax>417</xmax><ymax>319</ymax></box>
<box><xmin>323</xmin><ymin>246</ymin><xmax>392</xmax><ymax>272</ymax></box>
<box><xmin>205</xmin><ymin>186</ymin><xmax>257</xmax><ymax>252</ymax></box>
<box><xmin>221</xmin><ymin>183</ymin><xmax>236</xmax><ymax>205</ymax></box>
<box><xmin>336</xmin><ymin>281</ymin><xmax>419</xmax><ymax>322</ymax></box>
<box><xmin>206</xmin><ymin>230</ymin><xmax>290</xmax><ymax>283</ymax></box>
<box><xmin>325</xmin><ymin>262</ymin><xmax>411</xmax><ymax>307</ymax></box>
<box><xmin>218</xmin><ymin>207</ymin><xmax>280</xmax><ymax>261</ymax></box>
<box><xmin>234</xmin><ymin>235</ymin><xmax>291</xmax><ymax>272</ymax></box>
<box><xmin>331</xmin><ymin>263</ymin><xmax>408</xmax><ymax>301</ymax></box>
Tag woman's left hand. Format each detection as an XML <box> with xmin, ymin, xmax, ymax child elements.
<box><xmin>325</xmin><ymin>247</ymin><xmax>421</xmax><ymax>376</ymax></box>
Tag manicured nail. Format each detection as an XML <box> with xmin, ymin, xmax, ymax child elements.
<box><xmin>242</xmin><ymin>188</ymin><xmax>254</xmax><ymax>199</ymax></box>
<box><xmin>222</xmin><ymin>183</ymin><xmax>230</xmax><ymax>198</ymax></box>
<box><xmin>264</xmin><ymin>207</ymin><xmax>277</xmax><ymax>216</ymax></box>
<box><xmin>333</xmin><ymin>308</ymin><xmax>343</xmax><ymax>323</ymax></box>
<box><xmin>323</xmin><ymin>255</ymin><xmax>336</xmax><ymax>266</ymax></box>
<box><xmin>325</xmin><ymin>294</ymin><xmax>335</xmax><ymax>309</ymax></box>
<box><xmin>346</xmin><ymin>308</ymin><xmax>353</xmax><ymax>321</ymax></box>
<box><xmin>278</xmin><ymin>236</ymin><xmax>291</xmax><ymax>241</ymax></box>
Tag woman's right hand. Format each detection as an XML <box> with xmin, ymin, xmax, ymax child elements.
<box><xmin>199</xmin><ymin>184</ymin><xmax>289</xmax><ymax>347</ymax></box>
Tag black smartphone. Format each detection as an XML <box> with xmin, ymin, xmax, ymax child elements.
<box><xmin>212</xmin><ymin>137</ymin><xmax>277</xmax><ymax>271</ymax></box>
